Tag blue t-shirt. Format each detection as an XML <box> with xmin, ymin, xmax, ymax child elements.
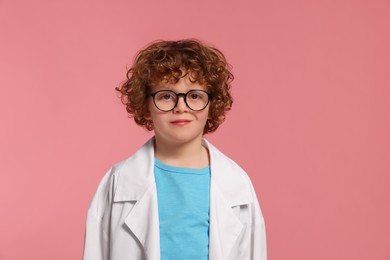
<box><xmin>154</xmin><ymin>158</ymin><xmax>210</xmax><ymax>260</ymax></box>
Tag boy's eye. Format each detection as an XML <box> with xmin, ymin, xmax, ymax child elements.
<box><xmin>156</xmin><ymin>92</ymin><xmax>175</xmax><ymax>101</ymax></box>
<box><xmin>188</xmin><ymin>91</ymin><xmax>206</xmax><ymax>101</ymax></box>
<box><xmin>190</xmin><ymin>93</ymin><xmax>201</xmax><ymax>99</ymax></box>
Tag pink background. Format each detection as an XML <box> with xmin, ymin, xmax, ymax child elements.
<box><xmin>1</xmin><ymin>0</ymin><xmax>389</xmax><ymax>259</ymax></box>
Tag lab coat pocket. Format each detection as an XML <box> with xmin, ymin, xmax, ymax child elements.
<box><xmin>232</xmin><ymin>204</ymin><xmax>250</xmax><ymax>224</ymax></box>
<box><xmin>229</xmin><ymin>204</ymin><xmax>251</xmax><ymax>260</ymax></box>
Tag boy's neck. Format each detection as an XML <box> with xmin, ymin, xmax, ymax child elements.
<box><xmin>153</xmin><ymin>137</ymin><xmax>210</xmax><ymax>169</ymax></box>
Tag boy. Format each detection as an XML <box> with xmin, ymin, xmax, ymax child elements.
<box><xmin>83</xmin><ymin>39</ymin><xmax>267</xmax><ymax>260</ymax></box>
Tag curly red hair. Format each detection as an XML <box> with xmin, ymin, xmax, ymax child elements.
<box><xmin>115</xmin><ymin>39</ymin><xmax>234</xmax><ymax>133</ymax></box>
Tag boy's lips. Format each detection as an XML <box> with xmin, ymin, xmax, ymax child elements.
<box><xmin>170</xmin><ymin>119</ymin><xmax>192</xmax><ymax>126</ymax></box>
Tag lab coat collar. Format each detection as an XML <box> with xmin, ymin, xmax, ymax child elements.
<box><xmin>113</xmin><ymin>137</ymin><xmax>251</xmax><ymax>259</ymax></box>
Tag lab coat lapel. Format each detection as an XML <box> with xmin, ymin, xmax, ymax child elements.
<box><xmin>124</xmin><ymin>184</ymin><xmax>160</xmax><ymax>260</ymax></box>
<box><xmin>204</xmin><ymin>139</ymin><xmax>252</xmax><ymax>260</ymax></box>
<box><xmin>113</xmin><ymin>138</ymin><xmax>160</xmax><ymax>260</ymax></box>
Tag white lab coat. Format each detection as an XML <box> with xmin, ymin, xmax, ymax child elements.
<box><xmin>83</xmin><ymin>138</ymin><xmax>267</xmax><ymax>260</ymax></box>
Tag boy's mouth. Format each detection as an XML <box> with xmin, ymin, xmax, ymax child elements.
<box><xmin>170</xmin><ymin>119</ymin><xmax>192</xmax><ymax>126</ymax></box>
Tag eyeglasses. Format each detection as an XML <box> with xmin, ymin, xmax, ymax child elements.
<box><xmin>150</xmin><ymin>89</ymin><xmax>211</xmax><ymax>112</ymax></box>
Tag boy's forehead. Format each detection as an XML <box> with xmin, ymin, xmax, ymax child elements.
<box><xmin>151</xmin><ymin>73</ymin><xmax>207</xmax><ymax>90</ymax></box>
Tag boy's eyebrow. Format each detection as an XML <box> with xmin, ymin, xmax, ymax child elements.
<box><xmin>152</xmin><ymin>83</ymin><xmax>206</xmax><ymax>92</ymax></box>
<box><xmin>152</xmin><ymin>81</ymin><xmax>175</xmax><ymax>89</ymax></box>
<box><xmin>153</xmin><ymin>86</ymin><xmax>174</xmax><ymax>91</ymax></box>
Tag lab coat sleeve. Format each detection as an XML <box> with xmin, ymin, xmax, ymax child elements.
<box><xmin>83</xmin><ymin>209</ymin><xmax>109</xmax><ymax>260</ymax></box>
<box><xmin>83</xmin><ymin>169</ymin><xmax>114</xmax><ymax>260</ymax></box>
<box><xmin>247</xmin><ymin>176</ymin><xmax>267</xmax><ymax>260</ymax></box>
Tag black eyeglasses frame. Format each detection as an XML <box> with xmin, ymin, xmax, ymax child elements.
<box><xmin>150</xmin><ymin>89</ymin><xmax>212</xmax><ymax>112</ymax></box>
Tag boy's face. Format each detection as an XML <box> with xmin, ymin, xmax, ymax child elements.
<box><xmin>145</xmin><ymin>74</ymin><xmax>210</xmax><ymax>147</ymax></box>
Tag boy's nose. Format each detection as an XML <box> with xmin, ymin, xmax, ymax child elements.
<box><xmin>174</xmin><ymin>96</ymin><xmax>188</xmax><ymax>112</ymax></box>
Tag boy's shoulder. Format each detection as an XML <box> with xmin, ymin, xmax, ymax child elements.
<box><xmin>204</xmin><ymin>139</ymin><xmax>255</xmax><ymax>205</ymax></box>
<box><xmin>204</xmin><ymin>139</ymin><xmax>248</xmax><ymax>177</ymax></box>
<box><xmin>105</xmin><ymin>138</ymin><xmax>155</xmax><ymax>178</ymax></box>
<box><xmin>89</xmin><ymin>139</ymin><xmax>154</xmax><ymax>205</ymax></box>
